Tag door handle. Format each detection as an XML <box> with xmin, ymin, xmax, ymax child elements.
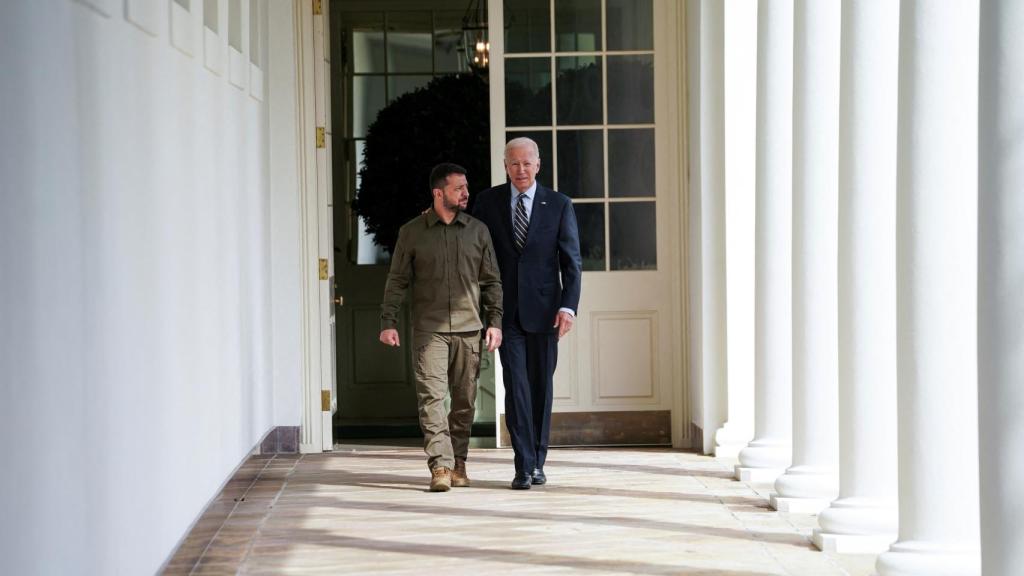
<box><xmin>334</xmin><ymin>296</ymin><xmax>344</xmax><ymax>306</ymax></box>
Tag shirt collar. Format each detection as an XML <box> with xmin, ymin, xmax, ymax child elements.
<box><xmin>512</xmin><ymin>181</ymin><xmax>538</xmax><ymax>201</ymax></box>
<box><xmin>426</xmin><ymin>207</ymin><xmax>469</xmax><ymax>227</ymax></box>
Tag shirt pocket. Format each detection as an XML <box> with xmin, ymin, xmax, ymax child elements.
<box><xmin>459</xmin><ymin>237</ymin><xmax>483</xmax><ymax>275</ymax></box>
<box><xmin>413</xmin><ymin>245</ymin><xmax>444</xmax><ymax>279</ymax></box>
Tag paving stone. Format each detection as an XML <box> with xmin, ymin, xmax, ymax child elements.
<box><xmin>161</xmin><ymin>448</ymin><xmax>876</xmax><ymax>575</ymax></box>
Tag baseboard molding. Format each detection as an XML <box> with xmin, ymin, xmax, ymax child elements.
<box><xmin>690</xmin><ymin>422</ymin><xmax>704</xmax><ymax>451</ymax></box>
<box><xmin>335</xmin><ymin>422</ymin><xmax>497</xmax><ymax>440</ymax></box>
<box><xmin>260</xmin><ymin>426</ymin><xmax>300</xmax><ymax>454</ymax></box>
<box><xmin>500</xmin><ymin>410</ymin><xmax>672</xmax><ymax>447</ymax></box>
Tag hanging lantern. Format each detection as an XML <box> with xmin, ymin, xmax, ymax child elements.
<box><xmin>460</xmin><ymin>0</ymin><xmax>489</xmax><ymax>73</ymax></box>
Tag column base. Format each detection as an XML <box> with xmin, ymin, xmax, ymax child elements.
<box><xmin>876</xmin><ymin>541</ymin><xmax>980</xmax><ymax>576</ymax></box>
<box><xmin>714</xmin><ymin>422</ymin><xmax>751</xmax><ymax>460</ymax></box>
<box><xmin>817</xmin><ymin>497</ymin><xmax>899</xmax><ymax>538</ymax></box>
<box><xmin>774</xmin><ymin>465</ymin><xmax>838</xmax><ymax>501</ymax></box>
<box><xmin>735</xmin><ymin>465</ymin><xmax>785</xmax><ymax>483</ymax></box>
<box><xmin>737</xmin><ymin>439</ymin><xmax>790</xmax><ymax>468</ymax></box>
<box><xmin>770</xmin><ymin>494</ymin><xmax>831</xmax><ymax>514</ymax></box>
<box><xmin>812</xmin><ymin>529</ymin><xmax>895</xmax><ymax>554</ymax></box>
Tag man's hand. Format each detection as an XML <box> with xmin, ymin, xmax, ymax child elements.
<box><xmin>379</xmin><ymin>329</ymin><xmax>400</xmax><ymax>347</ymax></box>
<box><xmin>484</xmin><ymin>327</ymin><xmax>503</xmax><ymax>352</ymax></box>
<box><xmin>553</xmin><ymin>311</ymin><xmax>575</xmax><ymax>340</ymax></box>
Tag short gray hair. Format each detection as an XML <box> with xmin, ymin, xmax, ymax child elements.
<box><xmin>504</xmin><ymin>137</ymin><xmax>540</xmax><ymax>160</ymax></box>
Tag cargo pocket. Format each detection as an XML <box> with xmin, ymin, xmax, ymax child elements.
<box><xmin>412</xmin><ymin>330</ymin><xmax>436</xmax><ymax>380</ymax></box>
<box><xmin>470</xmin><ymin>335</ymin><xmax>482</xmax><ymax>380</ymax></box>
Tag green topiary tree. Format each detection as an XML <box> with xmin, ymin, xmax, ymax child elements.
<box><xmin>354</xmin><ymin>61</ymin><xmax>650</xmax><ymax>255</ymax></box>
<box><xmin>353</xmin><ymin>73</ymin><xmax>491</xmax><ymax>255</ymax></box>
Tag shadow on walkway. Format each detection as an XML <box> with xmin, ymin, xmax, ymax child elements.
<box><xmin>254</xmin><ymin>529</ymin><xmax>784</xmax><ymax>576</ymax></box>
<box><xmin>329</xmin><ymin>449</ymin><xmax>739</xmax><ymax>480</ymax></box>
<box><xmin>268</xmin><ymin>492</ymin><xmax>811</xmax><ymax>549</ymax></box>
<box><xmin>288</xmin><ymin>468</ymin><xmax>769</xmax><ymax>508</ymax></box>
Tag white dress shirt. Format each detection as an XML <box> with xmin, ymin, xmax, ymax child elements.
<box><xmin>510</xmin><ymin>181</ymin><xmax>537</xmax><ymax>223</ymax></box>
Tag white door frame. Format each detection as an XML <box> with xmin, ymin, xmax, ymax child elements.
<box><xmin>295</xmin><ymin>0</ymin><xmax>336</xmax><ymax>453</ymax></box>
<box><xmin>486</xmin><ymin>0</ymin><xmax>693</xmax><ymax>448</ymax></box>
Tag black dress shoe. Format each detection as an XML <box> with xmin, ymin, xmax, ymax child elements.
<box><xmin>510</xmin><ymin>472</ymin><xmax>532</xmax><ymax>490</ymax></box>
<box><xmin>531</xmin><ymin>468</ymin><xmax>547</xmax><ymax>485</ymax></box>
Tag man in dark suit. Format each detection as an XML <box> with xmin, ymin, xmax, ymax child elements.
<box><xmin>472</xmin><ymin>137</ymin><xmax>582</xmax><ymax>489</ymax></box>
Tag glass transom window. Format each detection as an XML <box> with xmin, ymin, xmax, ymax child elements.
<box><xmin>505</xmin><ymin>0</ymin><xmax>656</xmax><ymax>271</ymax></box>
<box><xmin>341</xmin><ymin>9</ymin><xmax>475</xmax><ymax>265</ymax></box>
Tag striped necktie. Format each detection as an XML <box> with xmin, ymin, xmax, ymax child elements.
<box><xmin>513</xmin><ymin>192</ymin><xmax>529</xmax><ymax>251</ymax></box>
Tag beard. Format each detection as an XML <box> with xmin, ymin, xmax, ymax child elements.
<box><xmin>444</xmin><ymin>198</ymin><xmax>466</xmax><ymax>212</ymax></box>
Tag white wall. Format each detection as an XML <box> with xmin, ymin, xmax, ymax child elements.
<box><xmin>268</xmin><ymin>0</ymin><xmax>304</xmax><ymax>428</ymax></box>
<box><xmin>686</xmin><ymin>0</ymin><xmax>704</xmax><ymax>436</ymax></box>
<box><xmin>0</xmin><ymin>1</ymin><xmax>300</xmax><ymax>573</ymax></box>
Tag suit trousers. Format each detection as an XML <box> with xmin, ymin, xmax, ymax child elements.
<box><xmin>499</xmin><ymin>313</ymin><xmax>558</xmax><ymax>474</ymax></box>
<box><xmin>412</xmin><ymin>330</ymin><xmax>480</xmax><ymax>471</ymax></box>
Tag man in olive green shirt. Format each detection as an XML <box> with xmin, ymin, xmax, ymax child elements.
<box><xmin>379</xmin><ymin>163</ymin><xmax>503</xmax><ymax>492</ymax></box>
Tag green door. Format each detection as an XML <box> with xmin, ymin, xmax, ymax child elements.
<box><xmin>330</xmin><ymin>1</ymin><xmax>495</xmax><ymax>439</ymax></box>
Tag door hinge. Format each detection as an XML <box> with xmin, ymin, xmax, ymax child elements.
<box><xmin>321</xmin><ymin>390</ymin><xmax>331</xmax><ymax>411</ymax></box>
<box><xmin>316</xmin><ymin>126</ymin><xmax>325</xmax><ymax>148</ymax></box>
<box><xmin>319</xmin><ymin>258</ymin><xmax>329</xmax><ymax>280</ymax></box>
<box><xmin>313</xmin><ymin>0</ymin><xmax>322</xmax><ymax>16</ymax></box>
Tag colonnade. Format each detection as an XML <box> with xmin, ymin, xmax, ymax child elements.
<box><xmin>688</xmin><ymin>1</ymin><xmax>1023</xmax><ymax>574</ymax></box>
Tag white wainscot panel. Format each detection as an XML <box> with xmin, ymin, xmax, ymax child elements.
<box><xmin>552</xmin><ymin>328</ymin><xmax>578</xmax><ymax>406</ymax></box>
<box><xmin>170</xmin><ymin>0</ymin><xmax>195</xmax><ymax>56</ymax></box>
<box><xmin>204</xmin><ymin>26</ymin><xmax>222</xmax><ymax>74</ymax></box>
<box><xmin>229</xmin><ymin>46</ymin><xmax>247</xmax><ymax>89</ymax></box>
<box><xmin>125</xmin><ymin>0</ymin><xmax>161</xmax><ymax>36</ymax></box>
<box><xmin>73</xmin><ymin>0</ymin><xmax>114</xmax><ymax>17</ymax></box>
<box><xmin>592</xmin><ymin>311</ymin><xmax>659</xmax><ymax>405</ymax></box>
<box><xmin>249</xmin><ymin>65</ymin><xmax>264</xmax><ymax>101</ymax></box>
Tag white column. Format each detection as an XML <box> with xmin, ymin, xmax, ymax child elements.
<box><xmin>769</xmin><ymin>0</ymin><xmax>840</xmax><ymax>514</ymax></box>
<box><xmin>876</xmin><ymin>1</ymin><xmax>981</xmax><ymax>574</ymax></box>
<box><xmin>722</xmin><ymin>0</ymin><xmax>757</xmax><ymax>461</ymax></box>
<box><xmin>735</xmin><ymin>0</ymin><xmax>792</xmax><ymax>483</ymax></box>
<box><xmin>697</xmin><ymin>0</ymin><xmax>739</xmax><ymax>461</ymax></box>
<box><xmin>488</xmin><ymin>0</ymin><xmax>508</xmax><ymax>445</ymax></box>
<box><xmin>979</xmin><ymin>1</ymin><xmax>1024</xmax><ymax>573</ymax></box>
<box><xmin>687</xmin><ymin>0</ymin><xmax>729</xmax><ymax>456</ymax></box>
<box><xmin>813</xmin><ymin>0</ymin><xmax>899</xmax><ymax>554</ymax></box>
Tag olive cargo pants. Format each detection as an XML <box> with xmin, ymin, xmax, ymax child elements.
<box><xmin>413</xmin><ymin>330</ymin><xmax>481</xmax><ymax>471</ymax></box>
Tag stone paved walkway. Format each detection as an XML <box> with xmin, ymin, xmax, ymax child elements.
<box><xmin>164</xmin><ymin>446</ymin><xmax>876</xmax><ymax>575</ymax></box>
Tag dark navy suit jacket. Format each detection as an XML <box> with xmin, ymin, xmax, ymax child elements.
<box><xmin>472</xmin><ymin>182</ymin><xmax>583</xmax><ymax>334</ymax></box>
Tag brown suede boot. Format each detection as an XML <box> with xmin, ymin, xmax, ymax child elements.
<box><xmin>429</xmin><ymin>466</ymin><xmax>452</xmax><ymax>492</ymax></box>
<box><xmin>451</xmin><ymin>458</ymin><xmax>470</xmax><ymax>488</ymax></box>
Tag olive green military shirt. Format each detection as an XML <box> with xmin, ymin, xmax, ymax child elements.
<box><xmin>381</xmin><ymin>209</ymin><xmax>503</xmax><ymax>333</ymax></box>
